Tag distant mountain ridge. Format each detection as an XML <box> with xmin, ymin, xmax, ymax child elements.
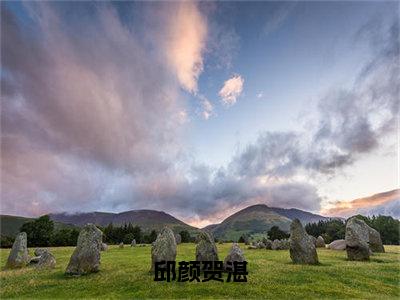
<box><xmin>203</xmin><ymin>204</ymin><xmax>332</xmax><ymax>241</ymax></box>
<box><xmin>49</xmin><ymin>210</ymin><xmax>198</xmax><ymax>234</ymax></box>
<box><xmin>1</xmin><ymin>204</ymin><xmax>337</xmax><ymax>240</ymax></box>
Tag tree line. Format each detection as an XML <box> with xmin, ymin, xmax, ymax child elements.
<box><xmin>0</xmin><ymin>215</ymin><xmax>193</xmax><ymax>248</ymax></box>
<box><xmin>237</xmin><ymin>215</ymin><xmax>399</xmax><ymax>245</ymax></box>
<box><xmin>305</xmin><ymin>215</ymin><xmax>399</xmax><ymax>245</ymax></box>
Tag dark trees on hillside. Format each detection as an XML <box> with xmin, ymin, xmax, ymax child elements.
<box><xmin>268</xmin><ymin>226</ymin><xmax>290</xmax><ymax>240</ymax></box>
<box><xmin>305</xmin><ymin>219</ymin><xmax>345</xmax><ymax>244</ymax></box>
<box><xmin>305</xmin><ymin>215</ymin><xmax>399</xmax><ymax>245</ymax></box>
<box><xmin>20</xmin><ymin>215</ymin><xmax>54</xmax><ymax>247</ymax></box>
<box><xmin>51</xmin><ymin>228</ymin><xmax>80</xmax><ymax>246</ymax></box>
<box><xmin>103</xmin><ymin>223</ymin><xmax>142</xmax><ymax>244</ymax></box>
<box><xmin>179</xmin><ymin>230</ymin><xmax>191</xmax><ymax>243</ymax></box>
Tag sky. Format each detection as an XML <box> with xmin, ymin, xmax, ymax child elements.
<box><xmin>1</xmin><ymin>1</ymin><xmax>399</xmax><ymax>227</ymax></box>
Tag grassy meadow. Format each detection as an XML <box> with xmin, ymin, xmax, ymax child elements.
<box><xmin>1</xmin><ymin>244</ymin><xmax>399</xmax><ymax>299</ymax></box>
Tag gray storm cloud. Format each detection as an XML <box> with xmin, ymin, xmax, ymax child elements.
<box><xmin>1</xmin><ymin>3</ymin><xmax>398</xmax><ymax>224</ymax></box>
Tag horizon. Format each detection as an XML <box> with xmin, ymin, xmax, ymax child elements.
<box><xmin>1</xmin><ymin>1</ymin><xmax>399</xmax><ymax>228</ymax></box>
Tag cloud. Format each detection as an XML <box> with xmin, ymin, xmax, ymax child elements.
<box><xmin>1</xmin><ymin>3</ymin><xmax>186</xmax><ymax>216</ymax></box>
<box><xmin>1</xmin><ymin>3</ymin><xmax>398</xmax><ymax>226</ymax></box>
<box><xmin>229</xmin><ymin>18</ymin><xmax>399</xmax><ymax>179</ymax></box>
<box><xmin>256</xmin><ymin>92</ymin><xmax>264</xmax><ymax>99</ymax></box>
<box><xmin>162</xmin><ymin>2</ymin><xmax>208</xmax><ymax>93</ymax></box>
<box><xmin>219</xmin><ymin>74</ymin><xmax>244</xmax><ymax>106</ymax></box>
<box><xmin>197</xmin><ymin>95</ymin><xmax>214</xmax><ymax>120</ymax></box>
<box><xmin>322</xmin><ymin>190</ymin><xmax>400</xmax><ymax>218</ymax></box>
<box><xmin>263</xmin><ymin>2</ymin><xmax>296</xmax><ymax>36</ymax></box>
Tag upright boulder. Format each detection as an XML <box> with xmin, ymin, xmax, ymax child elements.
<box><xmin>100</xmin><ymin>243</ymin><xmax>108</xmax><ymax>251</ymax></box>
<box><xmin>345</xmin><ymin>217</ymin><xmax>370</xmax><ymax>261</ymax></box>
<box><xmin>65</xmin><ymin>224</ymin><xmax>102</xmax><ymax>275</ymax></box>
<box><xmin>264</xmin><ymin>239</ymin><xmax>272</xmax><ymax>250</ymax></box>
<box><xmin>196</xmin><ymin>231</ymin><xmax>219</xmax><ymax>262</ymax></box>
<box><xmin>310</xmin><ymin>235</ymin><xmax>317</xmax><ymax>247</ymax></box>
<box><xmin>223</xmin><ymin>243</ymin><xmax>245</xmax><ymax>270</ymax></box>
<box><xmin>316</xmin><ymin>236</ymin><xmax>326</xmax><ymax>248</ymax></box>
<box><xmin>119</xmin><ymin>242</ymin><xmax>124</xmax><ymax>248</ymax></box>
<box><xmin>289</xmin><ymin>219</ymin><xmax>319</xmax><ymax>265</ymax></box>
<box><xmin>368</xmin><ymin>226</ymin><xmax>384</xmax><ymax>253</ymax></box>
<box><xmin>327</xmin><ymin>239</ymin><xmax>346</xmax><ymax>250</ymax></box>
<box><xmin>271</xmin><ymin>239</ymin><xmax>282</xmax><ymax>250</ymax></box>
<box><xmin>150</xmin><ymin>227</ymin><xmax>176</xmax><ymax>272</ymax></box>
<box><xmin>131</xmin><ymin>239</ymin><xmax>136</xmax><ymax>247</ymax></box>
<box><xmin>174</xmin><ymin>233</ymin><xmax>182</xmax><ymax>245</ymax></box>
<box><xmin>36</xmin><ymin>250</ymin><xmax>56</xmax><ymax>269</ymax></box>
<box><xmin>6</xmin><ymin>232</ymin><xmax>29</xmax><ymax>269</ymax></box>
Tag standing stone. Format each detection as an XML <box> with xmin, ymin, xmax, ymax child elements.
<box><xmin>174</xmin><ymin>234</ymin><xmax>182</xmax><ymax>245</ymax></box>
<box><xmin>131</xmin><ymin>239</ymin><xmax>136</xmax><ymax>247</ymax></box>
<box><xmin>289</xmin><ymin>219</ymin><xmax>319</xmax><ymax>264</ymax></box>
<box><xmin>6</xmin><ymin>232</ymin><xmax>29</xmax><ymax>269</ymax></box>
<box><xmin>264</xmin><ymin>239</ymin><xmax>272</xmax><ymax>250</ymax></box>
<box><xmin>150</xmin><ymin>227</ymin><xmax>176</xmax><ymax>272</ymax></box>
<box><xmin>36</xmin><ymin>250</ymin><xmax>56</xmax><ymax>269</ymax></box>
<box><xmin>345</xmin><ymin>217</ymin><xmax>370</xmax><ymax>261</ymax></box>
<box><xmin>65</xmin><ymin>224</ymin><xmax>102</xmax><ymax>275</ymax></box>
<box><xmin>281</xmin><ymin>239</ymin><xmax>290</xmax><ymax>250</ymax></box>
<box><xmin>368</xmin><ymin>226</ymin><xmax>384</xmax><ymax>253</ymax></box>
<box><xmin>34</xmin><ymin>248</ymin><xmax>47</xmax><ymax>256</ymax></box>
<box><xmin>119</xmin><ymin>242</ymin><xmax>124</xmax><ymax>248</ymax></box>
<box><xmin>316</xmin><ymin>236</ymin><xmax>326</xmax><ymax>248</ymax></box>
<box><xmin>327</xmin><ymin>239</ymin><xmax>346</xmax><ymax>250</ymax></box>
<box><xmin>223</xmin><ymin>243</ymin><xmax>245</xmax><ymax>270</ymax></box>
<box><xmin>100</xmin><ymin>243</ymin><xmax>108</xmax><ymax>251</ymax></box>
<box><xmin>196</xmin><ymin>231</ymin><xmax>219</xmax><ymax>262</ymax></box>
<box><xmin>310</xmin><ymin>235</ymin><xmax>317</xmax><ymax>246</ymax></box>
<box><xmin>271</xmin><ymin>239</ymin><xmax>281</xmax><ymax>250</ymax></box>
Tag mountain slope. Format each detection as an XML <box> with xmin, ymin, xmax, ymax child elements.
<box><xmin>207</xmin><ymin>204</ymin><xmax>331</xmax><ymax>241</ymax></box>
<box><xmin>49</xmin><ymin>210</ymin><xmax>198</xmax><ymax>234</ymax></box>
<box><xmin>209</xmin><ymin>204</ymin><xmax>292</xmax><ymax>241</ymax></box>
<box><xmin>0</xmin><ymin>215</ymin><xmax>77</xmax><ymax>237</ymax></box>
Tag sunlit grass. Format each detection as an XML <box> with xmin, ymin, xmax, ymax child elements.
<box><xmin>1</xmin><ymin>244</ymin><xmax>399</xmax><ymax>299</ymax></box>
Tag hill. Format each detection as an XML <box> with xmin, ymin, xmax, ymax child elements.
<box><xmin>49</xmin><ymin>210</ymin><xmax>198</xmax><ymax>234</ymax></box>
<box><xmin>0</xmin><ymin>215</ymin><xmax>76</xmax><ymax>237</ymax></box>
<box><xmin>206</xmin><ymin>204</ymin><xmax>331</xmax><ymax>241</ymax></box>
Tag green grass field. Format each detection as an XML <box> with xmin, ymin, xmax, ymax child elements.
<box><xmin>1</xmin><ymin>244</ymin><xmax>399</xmax><ymax>299</ymax></box>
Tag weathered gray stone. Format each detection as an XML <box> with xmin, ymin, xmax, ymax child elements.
<box><xmin>368</xmin><ymin>226</ymin><xmax>384</xmax><ymax>253</ymax></box>
<box><xmin>37</xmin><ymin>250</ymin><xmax>56</xmax><ymax>269</ymax></box>
<box><xmin>131</xmin><ymin>239</ymin><xmax>136</xmax><ymax>247</ymax></box>
<box><xmin>345</xmin><ymin>217</ymin><xmax>370</xmax><ymax>261</ymax></box>
<box><xmin>223</xmin><ymin>243</ymin><xmax>245</xmax><ymax>270</ymax></box>
<box><xmin>151</xmin><ymin>227</ymin><xmax>177</xmax><ymax>272</ymax></box>
<box><xmin>289</xmin><ymin>219</ymin><xmax>319</xmax><ymax>264</ymax></box>
<box><xmin>196</xmin><ymin>231</ymin><xmax>219</xmax><ymax>263</ymax></box>
<box><xmin>327</xmin><ymin>239</ymin><xmax>346</xmax><ymax>250</ymax></box>
<box><xmin>174</xmin><ymin>234</ymin><xmax>181</xmax><ymax>245</ymax></box>
<box><xmin>258</xmin><ymin>242</ymin><xmax>266</xmax><ymax>249</ymax></box>
<box><xmin>310</xmin><ymin>235</ymin><xmax>317</xmax><ymax>246</ymax></box>
<box><xmin>6</xmin><ymin>232</ymin><xmax>29</xmax><ymax>269</ymax></box>
<box><xmin>34</xmin><ymin>248</ymin><xmax>48</xmax><ymax>256</ymax></box>
<box><xmin>100</xmin><ymin>243</ymin><xmax>108</xmax><ymax>251</ymax></box>
<box><xmin>316</xmin><ymin>236</ymin><xmax>326</xmax><ymax>248</ymax></box>
<box><xmin>247</xmin><ymin>245</ymin><xmax>257</xmax><ymax>250</ymax></box>
<box><xmin>119</xmin><ymin>242</ymin><xmax>124</xmax><ymax>248</ymax></box>
<box><xmin>65</xmin><ymin>224</ymin><xmax>102</xmax><ymax>275</ymax></box>
<box><xmin>264</xmin><ymin>239</ymin><xmax>272</xmax><ymax>250</ymax></box>
<box><xmin>271</xmin><ymin>239</ymin><xmax>281</xmax><ymax>250</ymax></box>
<box><xmin>281</xmin><ymin>239</ymin><xmax>290</xmax><ymax>250</ymax></box>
